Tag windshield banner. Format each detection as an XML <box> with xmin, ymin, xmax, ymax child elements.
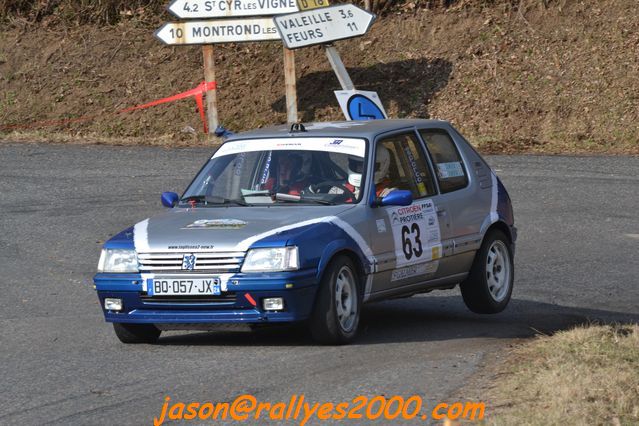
<box><xmin>213</xmin><ymin>138</ymin><xmax>366</xmax><ymax>159</ymax></box>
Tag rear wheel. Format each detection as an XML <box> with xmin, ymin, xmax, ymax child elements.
<box><xmin>113</xmin><ymin>323</ymin><xmax>161</xmax><ymax>344</ymax></box>
<box><xmin>460</xmin><ymin>230</ymin><xmax>514</xmax><ymax>314</ymax></box>
<box><xmin>310</xmin><ymin>256</ymin><xmax>361</xmax><ymax>344</ymax></box>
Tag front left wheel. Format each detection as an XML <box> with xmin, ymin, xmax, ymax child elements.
<box><xmin>309</xmin><ymin>256</ymin><xmax>362</xmax><ymax>344</ymax></box>
<box><xmin>460</xmin><ymin>230</ymin><xmax>514</xmax><ymax>314</ymax></box>
<box><xmin>113</xmin><ymin>323</ymin><xmax>161</xmax><ymax>344</ymax></box>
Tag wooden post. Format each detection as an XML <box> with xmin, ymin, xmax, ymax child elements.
<box><xmin>364</xmin><ymin>0</ymin><xmax>371</xmax><ymax>11</ymax></box>
<box><xmin>283</xmin><ymin>46</ymin><xmax>298</xmax><ymax>124</ymax></box>
<box><xmin>202</xmin><ymin>45</ymin><xmax>219</xmax><ymax>136</ymax></box>
<box><xmin>325</xmin><ymin>45</ymin><xmax>355</xmax><ymax>90</ymax></box>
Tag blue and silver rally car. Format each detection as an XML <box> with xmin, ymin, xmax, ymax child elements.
<box><xmin>94</xmin><ymin>120</ymin><xmax>516</xmax><ymax>344</ymax></box>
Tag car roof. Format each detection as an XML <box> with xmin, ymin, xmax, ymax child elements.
<box><xmin>225</xmin><ymin>119</ymin><xmax>451</xmax><ymax>141</ymax></box>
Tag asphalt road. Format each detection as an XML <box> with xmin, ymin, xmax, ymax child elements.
<box><xmin>1</xmin><ymin>143</ymin><xmax>637</xmax><ymax>425</ymax></box>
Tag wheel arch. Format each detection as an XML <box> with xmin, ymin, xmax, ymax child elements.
<box><xmin>484</xmin><ymin>220</ymin><xmax>514</xmax><ymax>246</ymax></box>
<box><xmin>317</xmin><ymin>247</ymin><xmax>367</xmax><ymax>297</ymax></box>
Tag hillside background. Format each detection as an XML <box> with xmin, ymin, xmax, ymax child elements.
<box><xmin>0</xmin><ymin>0</ymin><xmax>637</xmax><ymax>153</ymax></box>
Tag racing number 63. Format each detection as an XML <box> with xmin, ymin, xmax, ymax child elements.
<box><xmin>401</xmin><ymin>223</ymin><xmax>423</xmax><ymax>260</ymax></box>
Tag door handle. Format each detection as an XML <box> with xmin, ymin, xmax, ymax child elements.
<box><xmin>436</xmin><ymin>208</ymin><xmax>447</xmax><ymax>217</ymax></box>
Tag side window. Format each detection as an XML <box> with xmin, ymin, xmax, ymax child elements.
<box><xmin>376</xmin><ymin>132</ymin><xmax>436</xmax><ymax>199</ymax></box>
<box><xmin>419</xmin><ymin>130</ymin><xmax>469</xmax><ymax>193</ymax></box>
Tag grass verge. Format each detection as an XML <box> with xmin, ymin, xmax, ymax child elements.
<box><xmin>482</xmin><ymin>324</ymin><xmax>639</xmax><ymax>425</ymax></box>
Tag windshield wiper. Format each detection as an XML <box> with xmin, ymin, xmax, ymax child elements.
<box><xmin>299</xmin><ymin>198</ymin><xmax>336</xmax><ymax>205</ymax></box>
<box><xmin>180</xmin><ymin>195</ymin><xmax>248</xmax><ymax>206</ymax></box>
<box><xmin>273</xmin><ymin>193</ymin><xmax>336</xmax><ymax>205</ymax></box>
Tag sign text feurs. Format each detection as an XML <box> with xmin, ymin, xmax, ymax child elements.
<box><xmin>274</xmin><ymin>4</ymin><xmax>375</xmax><ymax>49</ymax></box>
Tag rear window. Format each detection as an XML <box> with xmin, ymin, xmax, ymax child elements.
<box><xmin>419</xmin><ymin>130</ymin><xmax>469</xmax><ymax>193</ymax></box>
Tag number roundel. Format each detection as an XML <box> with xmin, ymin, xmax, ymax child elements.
<box><xmin>401</xmin><ymin>224</ymin><xmax>423</xmax><ymax>261</ymax></box>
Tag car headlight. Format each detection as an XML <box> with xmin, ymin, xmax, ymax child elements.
<box><xmin>241</xmin><ymin>247</ymin><xmax>299</xmax><ymax>272</ymax></box>
<box><xmin>97</xmin><ymin>249</ymin><xmax>139</xmax><ymax>273</ymax></box>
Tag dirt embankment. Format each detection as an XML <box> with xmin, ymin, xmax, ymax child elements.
<box><xmin>1</xmin><ymin>0</ymin><xmax>638</xmax><ymax>154</ymax></box>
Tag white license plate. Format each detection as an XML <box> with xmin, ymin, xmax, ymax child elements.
<box><xmin>147</xmin><ymin>278</ymin><xmax>221</xmax><ymax>296</ymax></box>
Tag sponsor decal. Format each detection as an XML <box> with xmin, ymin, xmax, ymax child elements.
<box><xmin>403</xmin><ymin>145</ymin><xmax>427</xmax><ymax>196</ymax></box>
<box><xmin>391</xmin><ymin>261</ymin><xmax>439</xmax><ymax>282</ymax></box>
<box><xmin>184</xmin><ymin>219</ymin><xmax>247</xmax><ymax>229</ymax></box>
<box><xmin>260</xmin><ymin>151</ymin><xmax>272</xmax><ymax>184</ymax></box>
<box><xmin>387</xmin><ymin>199</ymin><xmax>442</xmax><ymax>267</ymax></box>
<box><xmin>437</xmin><ymin>161</ymin><xmax>465</xmax><ymax>179</ymax></box>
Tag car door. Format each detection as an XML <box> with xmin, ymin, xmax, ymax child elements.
<box><xmin>416</xmin><ymin>127</ymin><xmax>481</xmax><ymax>277</ymax></box>
<box><xmin>368</xmin><ymin>130</ymin><xmax>455</xmax><ymax>296</ymax></box>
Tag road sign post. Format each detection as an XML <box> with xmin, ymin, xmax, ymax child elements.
<box><xmin>325</xmin><ymin>45</ymin><xmax>354</xmax><ymax>91</ymax></box>
<box><xmin>202</xmin><ymin>45</ymin><xmax>219</xmax><ymax>135</ymax></box>
<box><xmin>283</xmin><ymin>47</ymin><xmax>298</xmax><ymax>123</ymax></box>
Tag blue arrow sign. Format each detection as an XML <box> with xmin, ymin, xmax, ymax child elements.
<box><xmin>347</xmin><ymin>94</ymin><xmax>385</xmax><ymax>120</ymax></box>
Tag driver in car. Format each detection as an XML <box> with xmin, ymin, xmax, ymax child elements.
<box><xmin>343</xmin><ymin>145</ymin><xmax>398</xmax><ymax>201</ymax></box>
<box><xmin>262</xmin><ymin>151</ymin><xmax>312</xmax><ymax>196</ymax></box>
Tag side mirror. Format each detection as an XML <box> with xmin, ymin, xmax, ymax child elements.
<box><xmin>161</xmin><ymin>192</ymin><xmax>179</xmax><ymax>208</ymax></box>
<box><xmin>376</xmin><ymin>190</ymin><xmax>412</xmax><ymax>207</ymax></box>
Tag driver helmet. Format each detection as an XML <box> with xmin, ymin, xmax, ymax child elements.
<box><xmin>276</xmin><ymin>151</ymin><xmax>301</xmax><ymax>185</ymax></box>
<box><xmin>374</xmin><ymin>145</ymin><xmax>391</xmax><ymax>184</ymax></box>
<box><xmin>347</xmin><ymin>155</ymin><xmax>364</xmax><ymax>188</ymax></box>
<box><xmin>297</xmin><ymin>151</ymin><xmax>313</xmax><ymax>181</ymax></box>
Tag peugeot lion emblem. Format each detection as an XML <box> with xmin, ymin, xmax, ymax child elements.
<box><xmin>182</xmin><ymin>254</ymin><xmax>196</xmax><ymax>271</ymax></box>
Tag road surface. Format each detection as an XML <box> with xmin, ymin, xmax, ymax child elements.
<box><xmin>0</xmin><ymin>143</ymin><xmax>637</xmax><ymax>425</ymax></box>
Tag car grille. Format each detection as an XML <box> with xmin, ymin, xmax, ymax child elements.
<box><xmin>137</xmin><ymin>252</ymin><xmax>245</xmax><ymax>273</ymax></box>
<box><xmin>140</xmin><ymin>293</ymin><xmax>237</xmax><ymax>304</ymax></box>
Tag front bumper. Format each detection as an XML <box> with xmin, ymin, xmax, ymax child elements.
<box><xmin>94</xmin><ymin>269</ymin><xmax>318</xmax><ymax>325</ymax></box>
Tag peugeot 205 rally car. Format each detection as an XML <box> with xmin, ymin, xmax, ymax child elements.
<box><xmin>94</xmin><ymin>119</ymin><xmax>516</xmax><ymax>344</ymax></box>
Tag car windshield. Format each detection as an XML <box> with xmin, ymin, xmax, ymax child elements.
<box><xmin>181</xmin><ymin>137</ymin><xmax>368</xmax><ymax>206</ymax></box>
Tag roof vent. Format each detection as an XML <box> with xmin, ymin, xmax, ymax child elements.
<box><xmin>290</xmin><ymin>123</ymin><xmax>306</xmax><ymax>133</ymax></box>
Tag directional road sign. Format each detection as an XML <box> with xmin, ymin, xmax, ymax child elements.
<box><xmin>167</xmin><ymin>0</ymin><xmax>298</xmax><ymax>19</ymax></box>
<box><xmin>273</xmin><ymin>4</ymin><xmax>375</xmax><ymax>49</ymax></box>
<box><xmin>155</xmin><ymin>18</ymin><xmax>281</xmax><ymax>45</ymax></box>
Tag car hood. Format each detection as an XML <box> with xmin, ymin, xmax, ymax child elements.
<box><xmin>133</xmin><ymin>205</ymin><xmax>357</xmax><ymax>253</ymax></box>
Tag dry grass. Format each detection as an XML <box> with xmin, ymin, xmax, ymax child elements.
<box><xmin>483</xmin><ymin>324</ymin><xmax>639</xmax><ymax>425</ymax></box>
<box><xmin>1</xmin><ymin>0</ymin><xmax>638</xmax><ymax>154</ymax></box>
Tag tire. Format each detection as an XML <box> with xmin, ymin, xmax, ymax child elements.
<box><xmin>460</xmin><ymin>230</ymin><xmax>514</xmax><ymax>314</ymax></box>
<box><xmin>113</xmin><ymin>323</ymin><xmax>161</xmax><ymax>344</ymax></box>
<box><xmin>310</xmin><ymin>256</ymin><xmax>362</xmax><ymax>344</ymax></box>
